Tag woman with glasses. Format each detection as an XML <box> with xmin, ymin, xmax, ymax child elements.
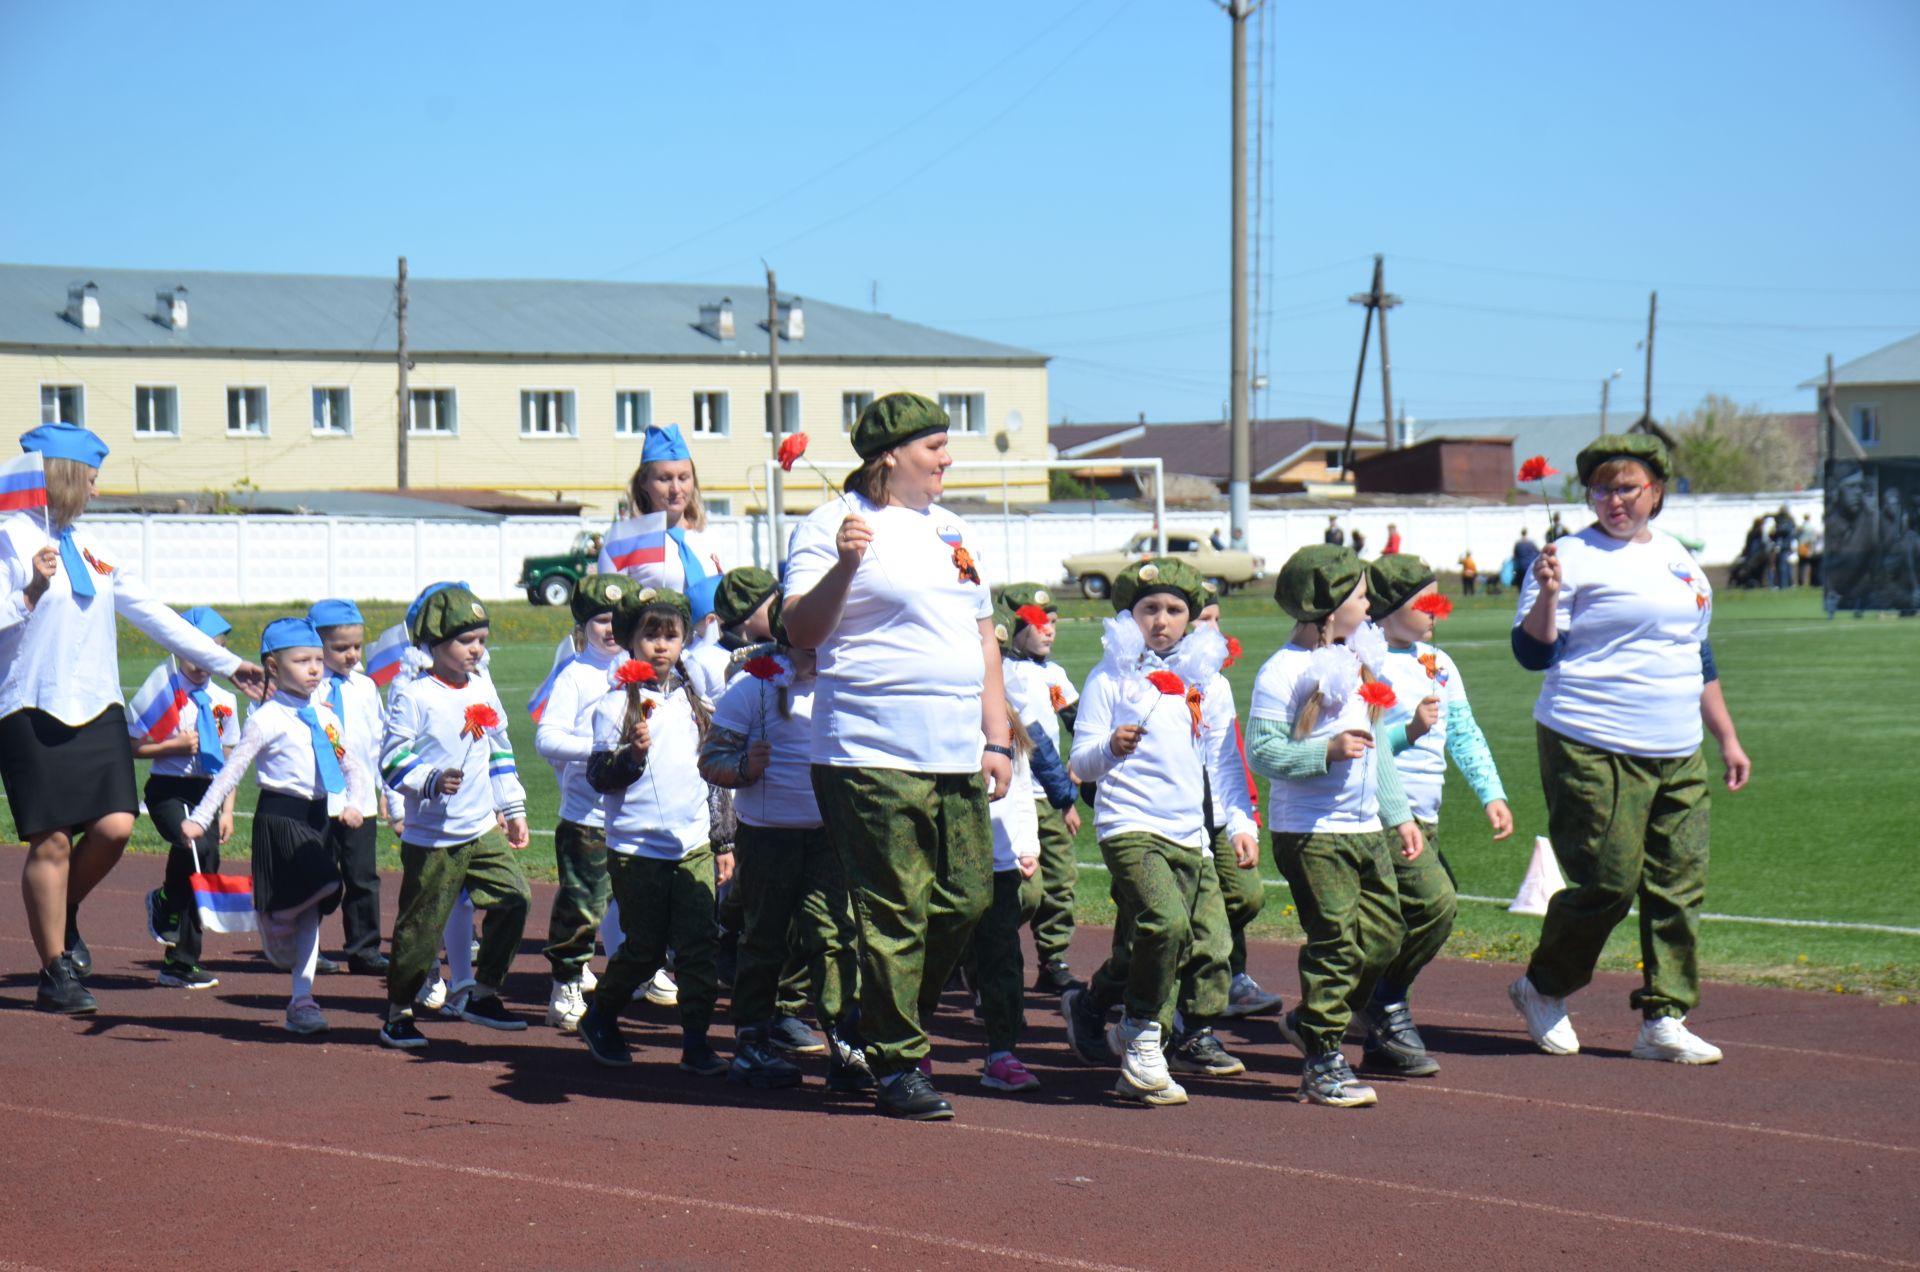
<box><xmin>1506</xmin><ymin>435</ymin><xmax>1751</xmax><ymax>1065</ymax></box>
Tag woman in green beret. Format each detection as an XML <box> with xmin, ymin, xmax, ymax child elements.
<box><xmin>1509</xmin><ymin>435</ymin><xmax>1750</xmax><ymax>1065</ymax></box>
<box><xmin>782</xmin><ymin>391</ymin><xmax>1013</xmax><ymax>1121</ymax></box>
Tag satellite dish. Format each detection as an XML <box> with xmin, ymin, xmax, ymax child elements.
<box><xmin>994</xmin><ymin>431</ymin><xmax>1011</xmax><ymax>454</ymax></box>
<box><xmin>1005</xmin><ymin>409</ymin><xmax>1025</xmax><ymax>434</ymax></box>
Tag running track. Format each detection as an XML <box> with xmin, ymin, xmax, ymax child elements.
<box><xmin>1</xmin><ymin>847</ymin><xmax>1914</xmax><ymax>1271</ymax></box>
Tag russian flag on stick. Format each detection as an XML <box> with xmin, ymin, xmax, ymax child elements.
<box><xmin>364</xmin><ymin>622</ymin><xmax>409</xmax><ymax>688</ymax></box>
<box><xmin>527</xmin><ymin>654</ymin><xmax>575</xmax><ymax>723</ymax></box>
<box><xmin>0</xmin><ymin>451</ymin><xmax>48</xmax><ymax>515</ymax></box>
<box><xmin>603</xmin><ymin>512</ymin><xmax>668</xmax><ymax>573</ymax></box>
<box><xmin>127</xmin><ymin>666</ymin><xmax>191</xmax><ymax>743</ymax></box>
<box><xmin>191</xmin><ymin>872</ymin><xmax>258</xmax><ymax>935</ymax></box>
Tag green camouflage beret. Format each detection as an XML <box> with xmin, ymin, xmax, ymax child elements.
<box><xmin>713</xmin><ymin>566</ymin><xmax>779</xmax><ymax>629</ymax></box>
<box><xmin>999</xmin><ymin>582</ymin><xmax>1057</xmax><ymax>632</ymax></box>
<box><xmin>990</xmin><ymin>600</ymin><xmax>1017</xmax><ymax>652</ymax></box>
<box><xmin>1274</xmin><ymin>544</ymin><xmax>1363</xmax><ymax>623</ymax></box>
<box><xmin>612</xmin><ymin>586</ymin><xmax>692</xmax><ymax>647</ymax></box>
<box><xmin>570</xmin><ymin>573</ymin><xmax>630</xmax><ymax>626</ymax></box>
<box><xmin>1366</xmin><ymin>554</ymin><xmax>1436</xmax><ymax>620</ymax></box>
<box><xmin>766</xmin><ymin>590</ymin><xmax>790</xmax><ymax>648</ymax></box>
<box><xmin>1577</xmin><ymin>433</ymin><xmax>1671</xmax><ymax>485</ymax></box>
<box><xmin>413</xmin><ymin>585</ymin><xmax>490</xmax><ymax>648</ymax></box>
<box><xmin>1113</xmin><ymin>556</ymin><xmax>1210</xmax><ymax>615</ymax></box>
<box><xmin>851</xmin><ymin>391</ymin><xmax>950</xmax><ymax>461</ymax></box>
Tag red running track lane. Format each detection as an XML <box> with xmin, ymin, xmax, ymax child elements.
<box><xmin>1</xmin><ymin>847</ymin><xmax>1916</xmax><ymax>1271</ymax></box>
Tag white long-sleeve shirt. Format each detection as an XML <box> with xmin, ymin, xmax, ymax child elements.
<box><xmin>710</xmin><ymin>670</ymin><xmax>821</xmax><ymax>829</ymax></box>
<box><xmin>592</xmin><ymin>681</ymin><xmax>708</xmax><ymax>859</ymax></box>
<box><xmin>380</xmin><ymin>673</ymin><xmax>527</xmax><ymax>847</ymax></box>
<box><xmin>186</xmin><ymin>692</ymin><xmax>370</xmax><ymax>826</ymax></box>
<box><xmin>534</xmin><ymin>646</ymin><xmax>620</xmax><ymax>827</ymax></box>
<box><xmin>990</xmin><ymin>744</ymin><xmax>1040</xmax><ymax>871</ymax></box>
<box><xmin>321</xmin><ymin>668</ymin><xmax>384</xmax><ymax>817</ymax></box>
<box><xmin>0</xmin><ymin>512</ymin><xmax>241</xmax><ymax>725</ymax></box>
<box><xmin>1071</xmin><ymin>661</ymin><xmax>1257</xmax><ymax>850</ymax></box>
<box><xmin>128</xmin><ymin>661</ymin><xmax>242</xmax><ymax>779</ymax></box>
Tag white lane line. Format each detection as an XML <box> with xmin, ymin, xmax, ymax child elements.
<box><xmin>957</xmin><ymin>1123</ymin><xmax>1920</xmax><ymax>1270</ymax></box>
<box><xmin>0</xmin><ymin>1103</ymin><xmax>1146</xmax><ymax>1272</ymax></box>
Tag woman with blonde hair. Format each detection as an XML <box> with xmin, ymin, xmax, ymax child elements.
<box><xmin>0</xmin><ymin>422</ymin><xmax>264</xmax><ymax>1014</ymax></box>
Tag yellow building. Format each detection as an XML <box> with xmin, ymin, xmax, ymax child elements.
<box><xmin>1</xmin><ymin>265</ymin><xmax>1051</xmax><ymax>517</ymax></box>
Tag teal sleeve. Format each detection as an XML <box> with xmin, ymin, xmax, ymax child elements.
<box><xmin>1384</xmin><ymin>722</ymin><xmax>1413</xmax><ymax>755</ymax></box>
<box><xmin>1374</xmin><ymin>736</ymin><xmax>1413</xmax><ymax>827</ymax></box>
<box><xmin>1246</xmin><ymin>716</ymin><xmax>1331</xmax><ymax>781</ymax></box>
<box><xmin>1444</xmin><ymin>695</ymin><xmax>1508</xmax><ymax>807</ymax></box>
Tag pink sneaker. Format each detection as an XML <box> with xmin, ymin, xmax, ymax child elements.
<box><xmin>981</xmin><ymin>1053</ymin><xmax>1041</xmax><ymax>1093</ymax></box>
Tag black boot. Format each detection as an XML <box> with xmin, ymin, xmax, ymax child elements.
<box><xmin>64</xmin><ymin>912</ymin><xmax>92</xmax><ymax>978</ymax></box>
<box><xmin>37</xmin><ymin>955</ymin><xmax>97</xmax><ymax>1015</ymax></box>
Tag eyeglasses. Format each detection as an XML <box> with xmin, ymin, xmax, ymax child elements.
<box><xmin>1588</xmin><ymin>482</ymin><xmax>1649</xmax><ymax>502</ymax></box>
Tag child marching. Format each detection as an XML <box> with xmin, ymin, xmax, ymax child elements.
<box><xmin>178</xmin><ymin>619</ymin><xmax>369</xmax><ymax>1034</ymax></box>
<box><xmin>378</xmin><ymin>584</ymin><xmax>533</xmax><ymax>1049</ymax></box>
<box><xmin>307</xmin><ymin>599</ymin><xmax>391</xmax><ymax>976</ymax></box>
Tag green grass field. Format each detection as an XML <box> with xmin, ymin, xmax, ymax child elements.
<box><xmin>10</xmin><ymin>587</ymin><xmax>1917</xmax><ymax>1001</ymax></box>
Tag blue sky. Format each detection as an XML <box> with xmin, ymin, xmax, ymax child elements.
<box><xmin>3</xmin><ymin>0</ymin><xmax>1915</xmax><ymax>429</ymax></box>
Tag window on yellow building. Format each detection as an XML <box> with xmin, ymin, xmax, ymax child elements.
<box><xmin>522</xmin><ymin>390</ymin><xmax>577</xmax><ymax>437</ymax></box>
<box><xmin>763</xmin><ymin>390</ymin><xmax>799</xmax><ymax>436</ymax></box>
<box><xmin>312</xmin><ymin>387</ymin><xmax>352</xmax><ymax>436</ymax></box>
<box><xmin>135</xmin><ymin>387</ymin><xmax>178</xmax><ymax>437</ymax></box>
<box><xmin>615</xmin><ymin>390</ymin><xmax>652</xmax><ymax>436</ymax></box>
<box><xmin>692</xmin><ymin>390</ymin><xmax>729</xmax><ymax>437</ymax></box>
<box><xmin>938</xmin><ymin>392</ymin><xmax>986</xmax><ymax>435</ymax></box>
<box><xmin>40</xmin><ymin>385</ymin><xmax>84</xmax><ymax>426</ymax></box>
<box><xmin>841</xmin><ymin>391</ymin><xmax>873</xmax><ymax>433</ymax></box>
<box><xmin>409</xmin><ymin>388</ymin><xmax>456</xmax><ymax>435</ymax></box>
<box><xmin>227</xmin><ymin>387</ymin><xmax>268</xmax><ymax>436</ymax></box>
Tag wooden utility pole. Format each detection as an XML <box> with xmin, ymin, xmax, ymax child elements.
<box><xmin>1376</xmin><ymin>260</ymin><xmax>1398</xmax><ymax>449</ymax></box>
<box><xmin>1640</xmin><ymin>289</ymin><xmax>1657</xmax><ymax>426</ymax></box>
<box><xmin>1600</xmin><ymin>375</ymin><xmax>1612</xmax><ymax>436</ymax></box>
<box><xmin>766</xmin><ymin>265</ymin><xmax>785</xmax><ymax>566</ymax></box>
<box><xmin>1339</xmin><ymin>254</ymin><xmax>1402</xmax><ymax>479</ymax></box>
<box><xmin>396</xmin><ymin>256</ymin><xmax>409</xmax><ymax>490</ymax></box>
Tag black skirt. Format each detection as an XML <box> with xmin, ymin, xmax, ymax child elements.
<box><xmin>251</xmin><ymin>791</ymin><xmax>342</xmax><ymax>917</ymax></box>
<box><xmin>0</xmin><ymin>707</ymin><xmax>138</xmax><ymax>839</ymax></box>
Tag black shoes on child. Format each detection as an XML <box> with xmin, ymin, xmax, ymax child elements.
<box><xmin>36</xmin><ymin>954</ymin><xmax>96</xmax><ymax>1015</ymax></box>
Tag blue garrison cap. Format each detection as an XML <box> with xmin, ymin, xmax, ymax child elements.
<box><xmin>642</xmin><ymin>423</ymin><xmax>692</xmax><ymax>464</ymax></box>
<box><xmin>308</xmin><ymin>598</ymin><xmax>365</xmax><ymax>630</ymax></box>
<box><xmin>20</xmin><ymin>421</ymin><xmax>109</xmax><ymax>468</ymax></box>
<box><xmin>181</xmin><ymin>606</ymin><xmax>231</xmax><ymax>638</ymax></box>
<box><xmin>686</xmin><ymin>574</ymin><xmax>723</xmax><ymax>624</ymax></box>
<box><xmin>261</xmin><ymin>617</ymin><xmax>323</xmax><ymax>656</ymax></box>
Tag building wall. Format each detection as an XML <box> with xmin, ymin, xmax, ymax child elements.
<box><xmin>1834</xmin><ymin>384</ymin><xmax>1920</xmax><ymax>459</ymax></box>
<box><xmin>3</xmin><ymin>349</ymin><xmax>1050</xmax><ymax>516</ymax></box>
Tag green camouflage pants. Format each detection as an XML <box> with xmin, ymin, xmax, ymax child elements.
<box><xmin>598</xmin><ymin>847</ymin><xmax>720</xmax><ymax>1036</ymax></box>
<box><xmin>1271</xmin><ymin>828</ymin><xmax>1405</xmax><ymax>1054</ymax></box>
<box><xmin>388</xmin><ymin>833</ymin><xmax>531</xmax><ymax>1008</ymax></box>
<box><xmin>729</xmin><ymin>822</ymin><xmax>860</xmax><ymax>1028</ymax></box>
<box><xmin>544</xmin><ymin>819</ymin><xmax>611</xmax><ymax>981</ymax></box>
<box><xmin>812</xmin><ymin>765</ymin><xmax>992</xmax><ymax>1078</ymax></box>
<box><xmin>1087</xmin><ymin>833</ymin><xmax>1230</xmax><ymax>1030</ymax></box>
<box><xmin>1027</xmin><ymin>799</ymin><xmax>1078</xmax><ymax>964</ymax></box>
<box><xmin>1214</xmin><ymin>838</ymin><xmax>1267</xmax><ymax>977</ymax></box>
<box><xmin>971</xmin><ymin>865</ymin><xmax>1044</xmax><ymax>1053</ymax></box>
<box><xmin>1527</xmin><ymin>726</ymin><xmax>1712</xmax><ymax>1019</ymax></box>
<box><xmin>1377</xmin><ymin>818</ymin><xmax>1458</xmax><ymax>1001</ymax></box>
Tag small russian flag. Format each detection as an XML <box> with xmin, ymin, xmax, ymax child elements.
<box><xmin>0</xmin><ymin>450</ymin><xmax>49</xmax><ymax>515</ymax></box>
<box><xmin>127</xmin><ymin>665</ymin><xmax>191</xmax><ymax>743</ymax></box>
<box><xmin>603</xmin><ymin>512</ymin><xmax>668</xmax><ymax>573</ymax></box>
<box><xmin>364</xmin><ymin>622</ymin><xmax>409</xmax><ymax>688</ymax></box>
<box><xmin>527</xmin><ymin>654</ymin><xmax>575</xmax><ymax>723</ymax></box>
<box><xmin>191</xmin><ymin>871</ymin><xmax>258</xmax><ymax>935</ymax></box>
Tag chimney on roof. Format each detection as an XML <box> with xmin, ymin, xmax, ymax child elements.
<box><xmin>778</xmin><ymin>295</ymin><xmax>805</xmax><ymax>341</ymax></box>
<box><xmin>699</xmin><ymin>296</ymin><xmax>736</xmax><ymax>340</ymax></box>
<box><xmin>66</xmin><ymin>281</ymin><xmax>100</xmax><ymax>330</ymax></box>
<box><xmin>155</xmin><ymin>285</ymin><xmax>189</xmax><ymax>331</ymax></box>
<box><xmin>1138</xmin><ymin>411</ymin><xmax>1146</xmax><ymax>426</ymax></box>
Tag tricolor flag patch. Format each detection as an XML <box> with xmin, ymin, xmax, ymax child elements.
<box><xmin>364</xmin><ymin>623</ymin><xmax>410</xmax><ymax>688</ymax></box>
<box><xmin>191</xmin><ymin>872</ymin><xmax>259</xmax><ymax>935</ymax></box>
<box><xmin>604</xmin><ymin>512</ymin><xmax>669</xmax><ymax>573</ymax></box>
<box><xmin>0</xmin><ymin>451</ymin><xmax>48</xmax><ymax>515</ymax></box>
<box><xmin>127</xmin><ymin>667</ymin><xmax>192</xmax><ymax>743</ymax></box>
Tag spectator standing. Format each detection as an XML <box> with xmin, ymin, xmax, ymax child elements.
<box><xmin>1323</xmin><ymin>516</ymin><xmax>1344</xmax><ymax>547</ymax></box>
<box><xmin>1511</xmin><ymin>529</ymin><xmax>1539</xmax><ymax>587</ymax></box>
<box><xmin>1457</xmin><ymin>552</ymin><xmax>1478</xmax><ymax>596</ymax></box>
<box><xmin>1383</xmin><ymin>524</ymin><xmax>1402</xmax><ymax>555</ymax></box>
<box><xmin>1770</xmin><ymin>508</ymin><xmax>1797</xmax><ymax>590</ymax></box>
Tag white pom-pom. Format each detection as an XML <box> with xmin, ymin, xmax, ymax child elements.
<box><xmin>1347</xmin><ymin>622</ymin><xmax>1389</xmax><ymax>676</ymax></box>
<box><xmin>1100</xmin><ymin>611</ymin><xmax>1147</xmax><ymax>670</ymax></box>
<box><xmin>1307</xmin><ymin>645</ymin><xmax>1359</xmax><ymax>712</ymax></box>
<box><xmin>1170</xmin><ymin>623</ymin><xmax>1228</xmax><ymax>685</ymax></box>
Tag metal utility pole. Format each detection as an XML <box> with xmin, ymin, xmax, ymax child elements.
<box><xmin>395</xmin><ymin>256</ymin><xmax>409</xmax><ymax>490</ymax></box>
<box><xmin>1339</xmin><ymin>255</ymin><xmax>1402</xmax><ymax>480</ymax></box>
<box><xmin>1640</xmin><ymin>289</ymin><xmax>1657</xmax><ymax>425</ymax></box>
<box><xmin>1222</xmin><ymin>0</ymin><xmax>1257</xmax><ymax>550</ymax></box>
<box><xmin>1600</xmin><ymin>369</ymin><xmax>1621</xmax><ymax>437</ymax></box>
<box><xmin>1376</xmin><ymin>263</ymin><xmax>1398</xmax><ymax>449</ymax></box>
<box><xmin>766</xmin><ymin>265</ymin><xmax>785</xmax><ymax>567</ymax></box>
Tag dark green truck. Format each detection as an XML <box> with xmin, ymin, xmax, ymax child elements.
<box><xmin>517</xmin><ymin>530</ymin><xmax>603</xmax><ymax>606</ymax></box>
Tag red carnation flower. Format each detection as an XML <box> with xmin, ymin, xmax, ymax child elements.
<box><xmin>777</xmin><ymin>432</ymin><xmax>810</xmax><ymax>473</ymax></box>
<box><xmin>1411</xmin><ymin>593</ymin><xmax>1454</xmax><ymax>619</ymax></box>
<box><xmin>1517</xmin><ymin>455</ymin><xmax>1559</xmax><ymax>484</ymax></box>
<box><xmin>1223</xmin><ymin>635</ymin><xmax>1243</xmax><ymax>669</ymax></box>
<box><xmin>1146</xmin><ymin>670</ymin><xmax>1185</xmax><ymax>696</ymax></box>
<box><xmin>743</xmin><ymin>655</ymin><xmax>785</xmax><ymax>681</ymax></box>
<box><xmin>1015</xmin><ymin>604</ymin><xmax>1052</xmax><ymax>630</ymax></box>
<box><xmin>615</xmin><ymin>661</ymin><xmax>657</xmax><ymax>687</ymax></box>
<box><xmin>461</xmin><ymin>703</ymin><xmax>501</xmax><ymax>740</ymax></box>
<box><xmin>1358</xmin><ymin>682</ymin><xmax>1397</xmax><ymax>710</ymax></box>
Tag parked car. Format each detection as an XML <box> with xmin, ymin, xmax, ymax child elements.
<box><xmin>518</xmin><ymin>530</ymin><xmax>603</xmax><ymax>606</ymax></box>
<box><xmin>1062</xmin><ymin>530</ymin><xmax>1264</xmax><ymax>600</ymax></box>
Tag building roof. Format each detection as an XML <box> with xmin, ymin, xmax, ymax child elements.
<box><xmin>0</xmin><ymin>263</ymin><xmax>1046</xmax><ymax>364</ymax></box>
<box><xmin>1402</xmin><ymin>412</ymin><xmax>1611</xmax><ymax>480</ymax></box>
<box><xmin>1797</xmin><ymin>332</ymin><xmax>1920</xmax><ymax>388</ymax></box>
<box><xmin>1051</xmin><ymin>418</ymin><xmax>1382</xmax><ymax>482</ymax></box>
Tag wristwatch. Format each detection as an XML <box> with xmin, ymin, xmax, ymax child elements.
<box><xmin>983</xmin><ymin>743</ymin><xmax>1014</xmax><ymax>759</ymax></box>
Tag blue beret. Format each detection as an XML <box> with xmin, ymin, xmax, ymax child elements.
<box><xmin>181</xmin><ymin>606</ymin><xmax>231</xmax><ymax>638</ymax></box>
<box><xmin>308</xmin><ymin>598</ymin><xmax>365</xmax><ymax>629</ymax></box>
<box><xmin>686</xmin><ymin>574</ymin><xmax>722</xmax><ymax>624</ymax></box>
<box><xmin>261</xmin><ymin>617</ymin><xmax>323</xmax><ymax>656</ymax></box>
<box><xmin>20</xmin><ymin>421</ymin><xmax>110</xmax><ymax>468</ymax></box>
<box><xmin>406</xmin><ymin>580</ymin><xmax>471</xmax><ymax>642</ymax></box>
<box><xmin>642</xmin><ymin>423</ymin><xmax>692</xmax><ymax>464</ymax></box>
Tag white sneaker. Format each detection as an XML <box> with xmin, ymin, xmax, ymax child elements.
<box><xmin>644</xmin><ymin>967</ymin><xmax>679</xmax><ymax>1007</ymax></box>
<box><xmin>547</xmin><ymin>979</ymin><xmax>587</xmax><ymax>1033</ymax></box>
<box><xmin>416</xmin><ymin>975</ymin><xmax>449</xmax><ymax>1013</ymax></box>
<box><xmin>1107</xmin><ymin>1015</ymin><xmax>1176</xmax><ymax>1096</ymax></box>
<box><xmin>1508</xmin><ymin>975</ymin><xmax>1579</xmax><ymax>1055</ymax></box>
<box><xmin>285</xmin><ymin>1000</ymin><xmax>330</xmax><ymax>1035</ymax></box>
<box><xmin>1632</xmin><ymin>1016</ymin><xmax>1723</xmax><ymax>1065</ymax></box>
<box><xmin>579</xmin><ymin>963</ymin><xmax>598</xmax><ymax>994</ymax></box>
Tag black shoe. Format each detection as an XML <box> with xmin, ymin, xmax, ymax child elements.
<box><xmin>714</xmin><ymin>929</ymin><xmax>739</xmax><ymax>988</ymax></box>
<box><xmin>64</xmin><ymin>921</ymin><xmax>92</xmax><ymax>978</ymax></box>
<box><xmin>1060</xmin><ymin>986</ymin><xmax>1116</xmax><ymax>1066</ymax></box>
<box><xmin>728</xmin><ymin>1026</ymin><xmax>804</xmax><ymax>1089</ymax></box>
<box><xmin>379</xmin><ymin>1014</ymin><xmax>429</xmax><ymax>1050</ymax></box>
<box><xmin>1169</xmin><ymin>1025</ymin><xmax>1247</xmax><ymax>1077</ymax></box>
<box><xmin>157</xmin><ymin>962</ymin><xmax>219</xmax><ymax>990</ymax></box>
<box><xmin>36</xmin><ymin>955</ymin><xmax>96</xmax><ymax>1014</ymax></box>
<box><xmin>679</xmin><ymin>1034</ymin><xmax>729</xmax><ymax>1077</ymax></box>
<box><xmin>145</xmin><ymin>888</ymin><xmax>180</xmax><ymax>947</ymax></box>
<box><xmin>348</xmin><ymin>952</ymin><xmax>391</xmax><ymax>976</ymax></box>
<box><xmin>875</xmin><ymin>1069</ymin><xmax>953</xmax><ymax>1121</ymax></box>
<box><xmin>579</xmin><ymin>1004</ymin><xmax>632</xmax><ymax>1067</ymax></box>
<box><xmin>1033</xmin><ymin>957</ymin><xmax>1082</xmax><ymax>994</ymax></box>
<box><xmin>826</xmin><ymin>1027</ymin><xmax>877</xmax><ymax>1093</ymax></box>
<box><xmin>456</xmin><ymin>991</ymin><xmax>528</xmax><ymax>1031</ymax></box>
<box><xmin>1361</xmin><ymin>999</ymin><xmax>1441</xmax><ymax>1077</ymax></box>
<box><xmin>767</xmin><ymin>1014</ymin><xmax>826</xmax><ymax>1055</ymax></box>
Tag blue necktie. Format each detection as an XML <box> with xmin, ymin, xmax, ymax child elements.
<box><xmin>188</xmin><ymin>688</ymin><xmax>225</xmax><ymax>776</ymax></box>
<box><xmin>666</xmin><ymin>527</ymin><xmax>706</xmax><ymax>590</ymax></box>
<box><xmin>57</xmin><ymin>528</ymin><xmax>95</xmax><ymax>599</ymax></box>
<box><xmin>296</xmin><ymin>706</ymin><xmax>347</xmax><ymax>796</ymax></box>
<box><xmin>327</xmin><ymin>673</ymin><xmax>347</xmax><ymax>729</ymax></box>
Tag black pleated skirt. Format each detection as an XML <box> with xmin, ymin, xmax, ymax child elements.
<box><xmin>251</xmin><ymin>791</ymin><xmax>342</xmax><ymax>916</ymax></box>
<box><xmin>0</xmin><ymin>707</ymin><xmax>138</xmax><ymax>839</ymax></box>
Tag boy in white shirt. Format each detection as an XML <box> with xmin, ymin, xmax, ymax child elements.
<box><xmin>308</xmin><ymin>599</ymin><xmax>390</xmax><ymax>976</ymax></box>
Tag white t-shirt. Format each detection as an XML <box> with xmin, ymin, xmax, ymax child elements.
<box><xmin>784</xmin><ymin>493</ymin><xmax>993</xmax><ymax>772</ymax></box>
<box><xmin>591</xmin><ymin>683</ymin><xmax>708</xmax><ymax>859</ymax></box>
<box><xmin>1248</xmin><ymin>645</ymin><xmax>1382</xmax><ymax>834</ymax></box>
<box><xmin>710</xmin><ymin>670</ymin><xmax>821</xmax><ymax>829</ymax></box>
<box><xmin>990</xmin><ymin>745</ymin><xmax>1039</xmax><ymax>871</ymax></box>
<box><xmin>596</xmin><ymin>521</ymin><xmax>725</xmax><ymax>594</ymax></box>
<box><xmin>1516</xmin><ymin>526</ymin><xmax>1710</xmax><ymax>758</ymax></box>
<box><xmin>1379</xmin><ymin>643</ymin><xmax>1462</xmax><ymax>824</ymax></box>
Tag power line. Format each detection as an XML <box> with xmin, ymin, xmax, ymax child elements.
<box><xmin>1394</xmin><ymin>253</ymin><xmax>1920</xmax><ymax>297</ymax></box>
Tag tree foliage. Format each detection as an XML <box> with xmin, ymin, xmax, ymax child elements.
<box><xmin>1665</xmin><ymin>395</ymin><xmax>1807</xmax><ymax>492</ymax></box>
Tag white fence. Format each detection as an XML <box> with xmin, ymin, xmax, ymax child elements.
<box><xmin>86</xmin><ymin>491</ymin><xmax>1821</xmax><ymax>605</ymax></box>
